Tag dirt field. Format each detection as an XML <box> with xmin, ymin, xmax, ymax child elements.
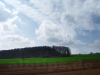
<box><xmin>0</xmin><ymin>60</ymin><xmax>100</xmax><ymax>75</ymax></box>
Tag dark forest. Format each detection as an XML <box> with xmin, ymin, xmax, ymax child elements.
<box><xmin>0</xmin><ymin>46</ymin><xmax>71</xmax><ymax>59</ymax></box>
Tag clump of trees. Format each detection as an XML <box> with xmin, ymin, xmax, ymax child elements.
<box><xmin>90</xmin><ymin>52</ymin><xmax>100</xmax><ymax>54</ymax></box>
<box><xmin>0</xmin><ymin>46</ymin><xmax>71</xmax><ymax>59</ymax></box>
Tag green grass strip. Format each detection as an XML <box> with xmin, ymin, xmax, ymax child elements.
<box><xmin>0</xmin><ymin>54</ymin><xmax>100</xmax><ymax>64</ymax></box>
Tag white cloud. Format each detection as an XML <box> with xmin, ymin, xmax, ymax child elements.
<box><xmin>36</xmin><ymin>21</ymin><xmax>76</xmax><ymax>42</ymax></box>
<box><xmin>0</xmin><ymin>34</ymin><xmax>35</xmax><ymax>50</ymax></box>
<box><xmin>89</xmin><ymin>40</ymin><xmax>100</xmax><ymax>51</ymax></box>
<box><xmin>0</xmin><ymin>2</ymin><xmax>11</xmax><ymax>22</ymax></box>
<box><xmin>4</xmin><ymin>0</ymin><xmax>100</xmax><ymax>53</ymax></box>
<box><xmin>30</xmin><ymin>0</ymin><xmax>54</xmax><ymax>15</ymax></box>
<box><xmin>5</xmin><ymin>0</ymin><xmax>48</xmax><ymax>23</ymax></box>
<box><xmin>0</xmin><ymin>17</ymin><xmax>35</xmax><ymax>50</ymax></box>
<box><xmin>0</xmin><ymin>16</ymin><xmax>19</xmax><ymax>34</ymax></box>
<box><xmin>0</xmin><ymin>16</ymin><xmax>35</xmax><ymax>50</ymax></box>
<box><xmin>12</xmin><ymin>9</ymin><xmax>19</xmax><ymax>16</ymax></box>
<box><xmin>0</xmin><ymin>1</ymin><xmax>35</xmax><ymax>50</ymax></box>
<box><xmin>5</xmin><ymin>0</ymin><xmax>100</xmax><ymax>30</ymax></box>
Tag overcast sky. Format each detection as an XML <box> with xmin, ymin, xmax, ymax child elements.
<box><xmin>0</xmin><ymin>0</ymin><xmax>100</xmax><ymax>54</ymax></box>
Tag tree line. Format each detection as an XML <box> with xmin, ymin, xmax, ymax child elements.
<box><xmin>0</xmin><ymin>46</ymin><xmax>71</xmax><ymax>59</ymax></box>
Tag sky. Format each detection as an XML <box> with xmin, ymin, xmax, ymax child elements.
<box><xmin>0</xmin><ymin>0</ymin><xmax>100</xmax><ymax>54</ymax></box>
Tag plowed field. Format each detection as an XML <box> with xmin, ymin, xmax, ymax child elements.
<box><xmin>0</xmin><ymin>60</ymin><xmax>100</xmax><ymax>75</ymax></box>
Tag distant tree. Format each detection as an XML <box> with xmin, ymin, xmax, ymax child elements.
<box><xmin>90</xmin><ymin>52</ymin><xmax>93</xmax><ymax>54</ymax></box>
<box><xmin>95</xmin><ymin>52</ymin><xmax>100</xmax><ymax>54</ymax></box>
<box><xmin>66</xmin><ymin>47</ymin><xmax>71</xmax><ymax>57</ymax></box>
<box><xmin>0</xmin><ymin>46</ymin><xmax>72</xmax><ymax>59</ymax></box>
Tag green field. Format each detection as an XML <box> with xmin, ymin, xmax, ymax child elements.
<box><xmin>0</xmin><ymin>54</ymin><xmax>100</xmax><ymax>64</ymax></box>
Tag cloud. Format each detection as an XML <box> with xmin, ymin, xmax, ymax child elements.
<box><xmin>5</xmin><ymin>0</ymin><xmax>100</xmax><ymax>30</ymax></box>
<box><xmin>5</xmin><ymin>0</ymin><xmax>48</xmax><ymax>23</ymax></box>
<box><xmin>0</xmin><ymin>2</ymin><xmax>11</xmax><ymax>22</ymax></box>
<box><xmin>0</xmin><ymin>16</ymin><xmax>35</xmax><ymax>50</ymax></box>
<box><xmin>0</xmin><ymin>34</ymin><xmax>35</xmax><ymax>50</ymax></box>
<box><xmin>0</xmin><ymin>1</ymin><xmax>35</xmax><ymax>50</ymax></box>
<box><xmin>0</xmin><ymin>16</ymin><xmax>19</xmax><ymax>34</ymax></box>
<box><xmin>5</xmin><ymin>0</ymin><xmax>100</xmax><ymax>34</ymax></box>
<box><xmin>89</xmin><ymin>40</ymin><xmax>100</xmax><ymax>51</ymax></box>
<box><xmin>4</xmin><ymin>0</ymin><xmax>100</xmax><ymax>53</ymax></box>
<box><xmin>36</xmin><ymin>21</ymin><xmax>76</xmax><ymax>42</ymax></box>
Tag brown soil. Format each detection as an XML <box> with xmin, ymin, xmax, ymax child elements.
<box><xmin>0</xmin><ymin>60</ymin><xmax>100</xmax><ymax>75</ymax></box>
